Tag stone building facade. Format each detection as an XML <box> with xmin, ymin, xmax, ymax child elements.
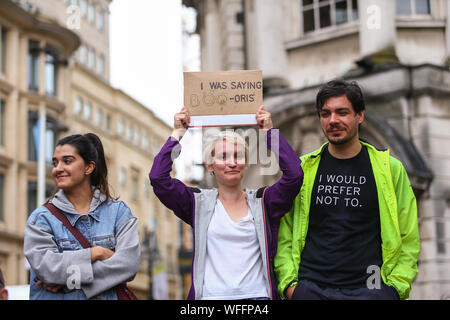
<box><xmin>185</xmin><ymin>0</ymin><xmax>450</xmax><ymax>299</ymax></box>
<box><xmin>0</xmin><ymin>0</ymin><xmax>182</xmax><ymax>299</ymax></box>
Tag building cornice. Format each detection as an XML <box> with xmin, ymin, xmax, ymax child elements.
<box><xmin>0</xmin><ymin>228</ymin><xmax>24</xmax><ymax>243</ymax></box>
<box><xmin>19</xmin><ymin>90</ymin><xmax>66</xmax><ymax>114</ymax></box>
<box><xmin>285</xmin><ymin>21</ymin><xmax>360</xmax><ymax>51</ymax></box>
<box><xmin>285</xmin><ymin>19</ymin><xmax>445</xmax><ymax>52</ymax></box>
<box><xmin>265</xmin><ymin>64</ymin><xmax>450</xmax><ymax>113</ymax></box>
<box><xmin>0</xmin><ymin>0</ymin><xmax>81</xmax><ymax>54</ymax></box>
<box><xmin>0</xmin><ymin>78</ymin><xmax>14</xmax><ymax>96</ymax></box>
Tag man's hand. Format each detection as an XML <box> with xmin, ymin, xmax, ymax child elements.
<box><xmin>286</xmin><ymin>285</ymin><xmax>296</xmax><ymax>300</ymax></box>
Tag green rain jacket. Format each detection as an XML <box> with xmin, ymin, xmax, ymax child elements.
<box><xmin>274</xmin><ymin>140</ymin><xmax>420</xmax><ymax>300</ymax></box>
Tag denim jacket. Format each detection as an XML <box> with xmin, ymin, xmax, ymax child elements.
<box><xmin>24</xmin><ymin>189</ymin><xmax>140</xmax><ymax>300</ymax></box>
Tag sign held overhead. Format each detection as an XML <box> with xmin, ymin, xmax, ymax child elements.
<box><xmin>184</xmin><ymin>70</ymin><xmax>263</xmax><ymax>127</ymax></box>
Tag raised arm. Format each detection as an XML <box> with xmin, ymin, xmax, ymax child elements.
<box><xmin>149</xmin><ymin>108</ymin><xmax>195</xmax><ymax>226</ymax></box>
<box><xmin>256</xmin><ymin>106</ymin><xmax>303</xmax><ymax>220</ymax></box>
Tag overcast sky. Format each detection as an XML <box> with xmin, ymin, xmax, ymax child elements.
<box><xmin>109</xmin><ymin>1</ymin><xmax>202</xmax><ymax>181</ymax></box>
<box><xmin>110</xmin><ymin>0</ymin><xmax>185</xmax><ymax>126</ymax></box>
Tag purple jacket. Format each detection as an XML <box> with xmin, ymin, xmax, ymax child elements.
<box><xmin>149</xmin><ymin>129</ymin><xmax>302</xmax><ymax>299</ymax></box>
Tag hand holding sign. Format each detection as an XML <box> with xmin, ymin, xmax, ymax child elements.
<box><xmin>171</xmin><ymin>107</ymin><xmax>191</xmax><ymax>141</ymax></box>
<box><xmin>256</xmin><ymin>106</ymin><xmax>273</xmax><ymax>131</ymax></box>
<box><xmin>184</xmin><ymin>70</ymin><xmax>263</xmax><ymax>127</ymax></box>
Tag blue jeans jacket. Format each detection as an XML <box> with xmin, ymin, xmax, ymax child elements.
<box><xmin>24</xmin><ymin>190</ymin><xmax>140</xmax><ymax>300</ymax></box>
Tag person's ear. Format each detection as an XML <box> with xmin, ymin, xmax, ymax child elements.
<box><xmin>357</xmin><ymin>110</ymin><xmax>365</xmax><ymax>125</ymax></box>
<box><xmin>85</xmin><ymin>161</ymin><xmax>96</xmax><ymax>176</ymax></box>
<box><xmin>205</xmin><ymin>163</ymin><xmax>214</xmax><ymax>174</ymax></box>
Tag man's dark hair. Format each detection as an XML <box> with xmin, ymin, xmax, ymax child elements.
<box><xmin>316</xmin><ymin>79</ymin><xmax>365</xmax><ymax>115</ymax></box>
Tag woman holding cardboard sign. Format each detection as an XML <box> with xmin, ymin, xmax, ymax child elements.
<box><xmin>150</xmin><ymin>106</ymin><xmax>302</xmax><ymax>300</ymax></box>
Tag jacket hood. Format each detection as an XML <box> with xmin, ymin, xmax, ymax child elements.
<box><xmin>51</xmin><ymin>188</ymin><xmax>107</xmax><ymax>215</ymax></box>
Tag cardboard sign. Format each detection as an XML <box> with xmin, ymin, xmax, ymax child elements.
<box><xmin>184</xmin><ymin>70</ymin><xmax>263</xmax><ymax>127</ymax></box>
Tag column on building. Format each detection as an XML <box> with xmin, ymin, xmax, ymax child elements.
<box><xmin>244</xmin><ymin>0</ymin><xmax>289</xmax><ymax>90</ymax></box>
<box><xmin>200</xmin><ymin>0</ymin><xmax>224</xmax><ymax>71</ymax></box>
<box><xmin>446</xmin><ymin>0</ymin><xmax>450</xmax><ymax>65</ymax></box>
<box><xmin>358</xmin><ymin>0</ymin><xmax>399</xmax><ymax>65</ymax></box>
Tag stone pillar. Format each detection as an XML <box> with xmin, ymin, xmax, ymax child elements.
<box><xmin>446</xmin><ymin>0</ymin><xmax>450</xmax><ymax>65</ymax></box>
<box><xmin>358</xmin><ymin>0</ymin><xmax>398</xmax><ymax>64</ymax></box>
<box><xmin>219</xmin><ymin>0</ymin><xmax>246</xmax><ymax>70</ymax></box>
<box><xmin>246</xmin><ymin>0</ymin><xmax>289</xmax><ymax>90</ymax></box>
<box><xmin>200</xmin><ymin>0</ymin><xmax>224</xmax><ymax>71</ymax></box>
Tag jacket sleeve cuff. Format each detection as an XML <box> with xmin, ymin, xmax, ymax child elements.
<box><xmin>283</xmin><ymin>280</ymin><xmax>298</xmax><ymax>299</ymax></box>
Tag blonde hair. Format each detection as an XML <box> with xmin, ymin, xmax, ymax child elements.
<box><xmin>203</xmin><ymin>130</ymin><xmax>249</xmax><ymax>165</ymax></box>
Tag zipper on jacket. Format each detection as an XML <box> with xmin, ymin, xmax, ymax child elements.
<box><xmin>261</xmin><ymin>188</ymin><xmax>273</xmax><ymax>300</ymax></box>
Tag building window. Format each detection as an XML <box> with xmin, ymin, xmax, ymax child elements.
<box><xmin>396</xmin><ymin>0</ymin><xmax>430</xmax><ymax>15</ymax></box>
<box><xmin>75</xmin><ymin>96</ymin><xmax>83</xmax><ymax>115</ymax></box>
<box><xmin>81</xmin><ymin>0</ymin><xmax>88</xmax><ymax>17</ymax></box>
<box><xmin>45</xmin><ymin>53</ymin><xmax>58</xmax><ymax>96</ymax></box>
<box><xmin>84</xmin><ymin>101</ymin><xmax>92</xmax><ymax>120</ymax></box>
<box><xmin>0</xmin><ymin>173</ymin><xmax>3</xmax><ymax>221</ymax></box>
<box><xmin>436</xmin><ymin>220</ymin><xmax>446</xmax><ymax>254</ymax></box>
<box><xmin>0</xmin><ymin>99</ymin><xmax>5</xmax><ymax>146</ymax></box>
<box><xmin>106</xmin><ymin>114</ymin><xmax>111</xmax><ymax>131</ymax></box>
<box><xmin>301</xmin><ymin>0</ymin><xmax>358</xmax><ymax>34</ymax></box>
<box><xmin>119</xmin><ymin>168</ymin><xmax>126</xmax><ymax>186</ymax></box>
<box><xmin>1</xmin><ymin>27</ymin><xmax>6</xmax><ymax>74</ymax></box>
<box><xmin>118</xmin><ymin>119</ymin><xmax>125</xmax><ymax>136</ymax></box>
<box><xmin>88</xmin><ymin>48</ymin><xmax>95</xmax><ymax>69</ymax></box>
<box><xmin>127</xmin><ymin>125</ymin><xmax>133</xmax><ymax>141</ymax></box>
<box><xmin>96</xmin><ymin>108</ymin><xmax>103</xmax><ymax>127</ymax></box>
<box><xmin>131</xmin><ymin>175</ymin><xmax>139</xmax><ymax>201</ymax></box>
<box><xmin>80</xmin><ymin>44</ymin><xmax>87</xmax><ymax>64</ymax></box>
<box><xmin>27</xmin><ymin>111</ymin><xmax>58</xmax><ymax>164</ymax></box>
<box><xmin>71</xmin><ymin>0</ymin><xmax>79</xmax><ymax>6</ymax></box>
<box><xmin>142</xmin><ymin>134</ymin><xmax>149</xmax><ymax>150</ymax></box>
<box><xmin>88</xmin><ymin>3</ymin><xmax>95</xmax><ymax>23</ymax></box>
<box><xmin>97</xmin><ymin>54</ymin><xmax>104</xmax><ymax>76</ymax></box>
<box><xmin>28</xmin><ymin>40</ymin><xmax>40</xmax><ymax>92</ymax></box>
<box><xmin>27</xmin><ymin>181</ymin><xmax>53</xmax><ymax>215</ymax></box>
<box><xmin>135</xmin><ymin>129</ymin><xmax>141</xmax><ymax>146</ymax></box>
<box><xmin>97</xmin><ymin>9</ymin><xmax>104</xmax><ymax>30</ymax></box>
<box><xmin>28</xmin><ymin>111</ymin><xmax>38</xmax><ymax>161</ymax></box>
<box><xmin>144</xmin><ymin>179</ymin><xmax>150</xmax><ymax>198</ymax></box>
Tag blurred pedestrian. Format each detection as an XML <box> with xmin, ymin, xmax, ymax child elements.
<box><xmin>0</xmin><ymin>268</ymin><xmax>8</xmax><ymax>300</ymax></box>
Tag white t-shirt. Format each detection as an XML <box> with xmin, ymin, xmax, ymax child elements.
<box><xmin>201</xmin><ymin>199</ymin><xmax>269</xmax><ymax>300</ymax></box>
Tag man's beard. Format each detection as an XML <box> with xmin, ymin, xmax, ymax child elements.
<box><xmin>324</xmin><ymin>126</ymin><xmax>357</xmax><ymax>145</ymax></box>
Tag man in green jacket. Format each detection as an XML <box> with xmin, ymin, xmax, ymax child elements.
<box><xmin>275</xmin><ymin>79</ymin><xmax>420</xmax><ymax>300</ymax></box>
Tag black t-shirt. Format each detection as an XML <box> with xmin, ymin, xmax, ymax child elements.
<box><xmin>298</xmin><ymin>145</ymin><xmax>382</xmax><ymax>288</ymax></box>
